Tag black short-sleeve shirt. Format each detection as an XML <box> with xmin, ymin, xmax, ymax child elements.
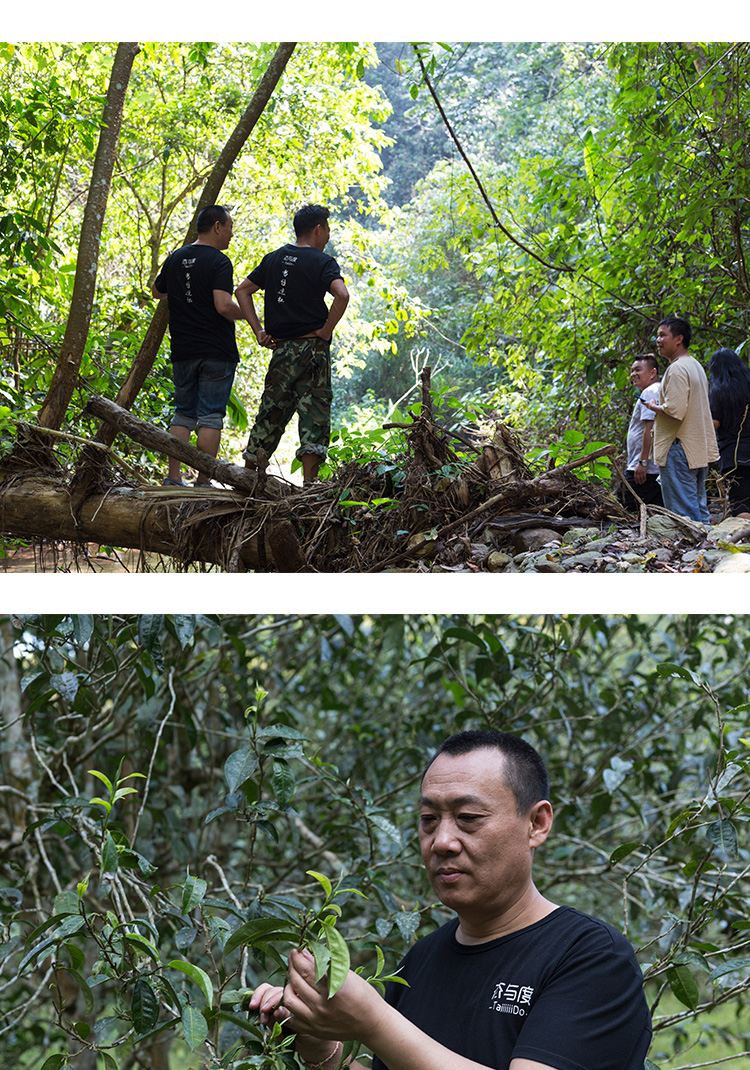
<box><xmin>371</xmin><ymin>907</ymin><xmax>652</xmax><ymax>1070</ymax></box>
<box><xmin>154</xmin><ymin>243</ymin><xmax>239</xmax><ymax>363</ymax></box>
<box><xmin>247</xmin><ymin>244</ymin><xmax>343</xmax><ymax>339</ymax></box>
<box><xmin>710</xmin><ymin>397</ymin><xmax>750</xmax><ymax>469</ymax></box>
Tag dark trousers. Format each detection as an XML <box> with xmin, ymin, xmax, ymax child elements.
<box><xmin>619</xmin><ymin>470</ymin><xmax>663</xmax><ymax>509</ymax></box>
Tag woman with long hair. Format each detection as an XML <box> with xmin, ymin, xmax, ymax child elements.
<box><xmin>709</xmin><ymin>347</ymin><xmax>750</xmax><ymax>519</ymax></box>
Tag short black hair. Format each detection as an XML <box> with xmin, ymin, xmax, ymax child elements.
<box><xmin>659</xmin><ymin>316</ymin><xmax>692</xmax><ymax>349</ymax></box>
<box><xmin>425</xmin><ymin>730</ymin><xmax>549</xmax><ymax>815</ymax></box>
<box><xmin>633</xmin><ymin>354</ymin><xmax>660</xmax><ymax>374</ymax></box>
<box><xmin>293</xmin><ymin>204</ymin><xmax>330</xmax><ymax>237</ymax></box>
<box><xmin>197</xmin><ymin>205</ymin><xmax>231</xmax><ymax>233</ymax></box>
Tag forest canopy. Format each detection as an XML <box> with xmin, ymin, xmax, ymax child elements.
<box><xmin>3</xmin><ymin>41</ymin><xmax>750</xmax><ymax>475</ymax></box>
<box><xmin>1</xmin><ymin>613</ymin><xmax>749</xmax><ymax>1069</ymax></box>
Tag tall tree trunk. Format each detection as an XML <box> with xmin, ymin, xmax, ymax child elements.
<box><xmin>0</xmin><ymin>616</ymin><xmax>29</xmax><ymax>840</ymax></box>
<box><xmin>95</xmin><ymin>41</ymin><xmax>297</xmax><ymax>448</ymax></box>
<box><xmin>37</xmin><ymin>43</ymin><xmax>140</xmax><ymax>430</ymax></box>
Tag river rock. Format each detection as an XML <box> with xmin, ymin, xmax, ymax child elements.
<box><xmin>713</xmin><ymin>552</ymin><xmax>750</xmax><ymax>573</ymax></box>
<box><xmin>511</xmin><ymin>528</ymin><xmax>562</xmax><ymax>552</ymax></box>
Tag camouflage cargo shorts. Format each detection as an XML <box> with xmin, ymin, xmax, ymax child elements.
<box><xmin>243</xmin><ymin>336</ymin><xmax>332</xmax><ymax>463</ymax></box>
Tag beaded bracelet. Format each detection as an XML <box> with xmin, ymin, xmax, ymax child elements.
<box><xmin>299</xmin><ymin>1040</ymin><xmax>342</xmax><ymax>1070</ymax></box>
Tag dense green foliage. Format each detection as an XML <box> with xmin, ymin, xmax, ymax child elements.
<box><xmin>1</xmin><ymin>614</ymin><xmax>749</xmax><ymax>1068</ymax></box>
<box><xmin>4</xmin><ymin>41</ymin><xmax>750</xmax><ymax>486</ymax></box>
<box><xmin>361</xmin><ymin>43</ymin><xmax>750</xmax><ymax>454</ymax></box>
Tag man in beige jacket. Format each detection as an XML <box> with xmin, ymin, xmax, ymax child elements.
<box><xmin>641</xmin><ymin>316</ymin><xmax>718</xmax><ymax>522</ymax></box>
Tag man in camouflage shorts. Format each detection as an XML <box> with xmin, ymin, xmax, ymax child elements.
<box><xmin>236</xmin><ymin>205</ymin><xmax>349</xmax><ymax>482</ymax></box>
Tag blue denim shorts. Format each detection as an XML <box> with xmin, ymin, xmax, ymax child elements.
<box><xmin>171</xmin><ymin>358</ymin><xmax>236</xmax><ymax>431</ymax></box>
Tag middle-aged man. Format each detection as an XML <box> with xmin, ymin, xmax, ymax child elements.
<box><xmin>249</xmin><ymin>729</ymin><xmax>653</xmax><ymax>1070</ymax></box>
<box><xmin>152</xmin><ymin>204</ymin><xmax>243</xmax><ymax>486</ymax></box>
<box><xmin>621</xmin><ymin>354</ymin><xmax>663</xmax><ymax>508</ymax></box>
<box><xmin>236</xmin><ymin>204</ymin><xmax>350</xmax><ymax>483</ymax></box>
<box><xmin>640</xmin><ymin>316</ymin><xmax>719</xmax><ymax>522</ymax></box>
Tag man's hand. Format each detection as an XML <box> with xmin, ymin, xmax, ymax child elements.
<box><xmin>247</xmin><ymin>975</ymin><xmax>341</xmax><ymax>1066</ymax></box>
<box><xmin>283</xmin><ymin>948</ymin><xmax>385</xmax><ymax>1046</ymax></box>
<box><xmin>247</xmin><ymin>982</ymin><xmax>285</xmax><ymax>1028</ymax></box>
<box><xmin>634</xmin><ymin>465</ymin><xmax>647</xmax><ymax>485</ymax></box>
<box><xmin>255</xmin><ymin>329</ymin><xmax>277</xmax><ymax>349</ymax></box>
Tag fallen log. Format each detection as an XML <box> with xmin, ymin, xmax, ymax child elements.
<box><xmin>0</xmin><ymin>475</ymin><xmax>305</xmax><ymax>572</ymax></box>
<box><xmin>83</xmin><ymin>396</ymin><xmax>291</xmax><ymax>499</ymax></box>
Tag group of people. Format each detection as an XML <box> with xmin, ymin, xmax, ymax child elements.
<box><xmin>153</xmin><ymin>214</ymin><xmax>750</xmax><ymax>524</ymax></box>
<box><xmin>152</xmin><ymin>203</ymin><xmax>349</xmax><ymax>486</ymax></box>
<box><xmin>621</xmin><ymin>315</ymin><xmax>750</xmax><ymax>522</ymax></box>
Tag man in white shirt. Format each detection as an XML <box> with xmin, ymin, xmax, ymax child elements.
<box><xmin>621</xmin><ymin>355</ymin><xmax>663</xmax><ymax>508</ymax></box>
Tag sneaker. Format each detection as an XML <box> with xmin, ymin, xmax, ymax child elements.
<box><xmin>162</xmin><ymin>477</ymin><xmax>186</xmax><ymax>487</ymax></box>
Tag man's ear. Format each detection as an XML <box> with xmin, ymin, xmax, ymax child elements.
<box><xmin>529</xmin><ymin>800</ymin><xmax>553</xmax><ymax>848</ymax></box>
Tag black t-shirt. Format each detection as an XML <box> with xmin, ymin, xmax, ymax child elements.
<box><xmin>247</xmin><ymin>244</ymin><xmax>343</xmax><ymax>339</ymax></box>
<box><xmin>372</xmin><ymin>907</ymin><xmax>652</xmax><ymax>1070</ymax></box>
<box><xmin>154</xmin><ymin>243</ymin><xmax>239</xmax><ymax>363</ymax></box>
<box><xmin>710</xmin><ymin>397</ymin><xmax>750</xmax><ymax>470</ymax></box>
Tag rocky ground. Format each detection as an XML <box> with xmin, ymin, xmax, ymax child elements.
<box><xmin>415</xmin><ymin>512</ymin><xmax>750</xmax><ymax>574</ymax></box>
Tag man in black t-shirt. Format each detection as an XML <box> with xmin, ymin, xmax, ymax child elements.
<box><xmin>248</xmin><ymin>730</ymin><xmax>653</xmax><ymax>1070</ymax></box>
<box><xmin>236</xmin><ymin>204</ymin><xmax>349</xmax><ymax>483</ymax></box>
<box><xmin>153</xmin><ymin>204</ymin><xmax>243</xmax><ymax>486</ymax></box>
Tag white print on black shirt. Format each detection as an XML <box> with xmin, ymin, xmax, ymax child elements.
<box><xmin>278</xmin><ymin>255</ymin><xmax>297</xmax><ymax>305</ymax></box>
<box><xmin>182</xmin><ymin>257</ymin><xmax>197</xmax><ymax>304</ymax></box>
<box><xmin>489</xmin><ymin>982</ymin><xmax>534</xmax><ymax>1016</ymax></box>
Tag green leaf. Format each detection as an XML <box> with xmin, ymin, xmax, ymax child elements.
<box><xmin>672</xmin><ymin>950</ymin><xmax>710</xmax><ymax>972</ymax></box>
<box><xmin>101</xmin><ymin>831</ymin><xmax>119</xmax><ymax>875</ymax></box>
<box><xmin>138</xmin><ymin>614</ymin><xmax>165</xmax><ymax>653</ymax></box>
<box><xmin>181</xmin><ymin>1003</ymin><xmax>208</xmax><ymax>1050</ymax></box>
<box><xmin>24</xmin><ymin>912</ymin><xmax>79</xmax><ymax>947</ymax></box>
<box><xmin>40</xmin><ymin>1056</ymin><xmax>67</xmax><ymax>1070</ymax></box>
<box><xmin>307</xmin><ymin>870</ymin><xmax>333</xmax><ymax>900</ymax></box>
<box><xmin>609</xmin><ymin>842</ymin><xmax>646</xmax><ymax>865</ymax></box>
<box><xmin>394</xmin><ymin>911</ymin><xmax>420</xmax><ymax>943</ymax></box>
<box><xmin>705</xmin><ymin>819</ymin><xmax>738</xmax><ymax>856</ymax></box>
<box><xmin>51</xmin><ymin>671</ymin><xmax>79</xmax><ymax>704</ymax></box>
<box><xmin>667</xmin><ymin>964</ymin><xmax>699</xmax><ymax>1010</ymax></box>
<box><xmin>40</xmin><ymin>1055</ymin><xmax>67</xmax><ymax>1070</ymax></box>
<box><xmin>442</xmin><ymin>626</ymin><xmax>488</xmax><ymax>650</ymax></box>
<box><xmin>123</xmin><ymin>933</ymin><xmax>160</xmax><ymax>963</ymax></box>
<box><xmin>324</xmin><ymin>923</ymin><xmax>350</xmax><ymax>997</ymax></box>
<box><xmin>272</xmin><ymin>758</ymin><xmax>295</xmax><ymax>807</ymax></box>
<box><xmin>655</xmin><ymin>663</ymin><xmax>700</xmax><ymax>684</ymax></box>
<box><xmin>224</xmin><ymin>747</ymin><xmax>258</xmax><ymax>794</ymax></box>
<box><xmin>72</xmin><ymin>614</ymin><xmax>95</xmax><ymax>645</ymax></box>
<box><xmin>172</xmin><ymin>614</ymin><xmax>196</xmax><ymax>648</ymax></box>
<box><xmin>67</xmin><ymin>967</ymin><xmax>94</xmax><ymax>1014</ymax></box>
<box><xmin>132</xmin><ymin>977</ymin><xmax>159</xmax><ymax>1034</ymax></box>
<box><xmin>224</xmin><ymin>917</ymin><xmax>288</xmax><ymax>957</ymax></box>
<box><xmin>168</xmin><ymin>959</ymin><xmax>214</xmax><ymax>1007</ymax></box>
<box><xmin>256</xmin><ymin>724</ymin><xmax>309</xmax><ymax>742</ymax></box>
<box><xmin>88</xmin><ymin>769</ymin><xmax>113</xmax><ymax>796</ymax></box>
<box><xmin>310</xmin><ymin>938</ymin><xmax>331</xmax><ymax>982</ymax></box>
<box><xmin>707</xmin><ymin>957</ymin><xmax>750</xmax><ymax>986</ymax></box>
<box><xmin>182</xmin><ymin>875</ymin><xmax>208</xmax><ymax>916</ymax></box>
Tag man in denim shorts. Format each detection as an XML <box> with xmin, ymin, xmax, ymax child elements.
<box><xmin>153</xmin><ymin>205</ymin><xmax>243</xmax><ymax>486</ymax></box>
<box><xmin>236</xmin><ymin>204</ymin><xmax>349</xmax><ymax>483</ymax></box>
